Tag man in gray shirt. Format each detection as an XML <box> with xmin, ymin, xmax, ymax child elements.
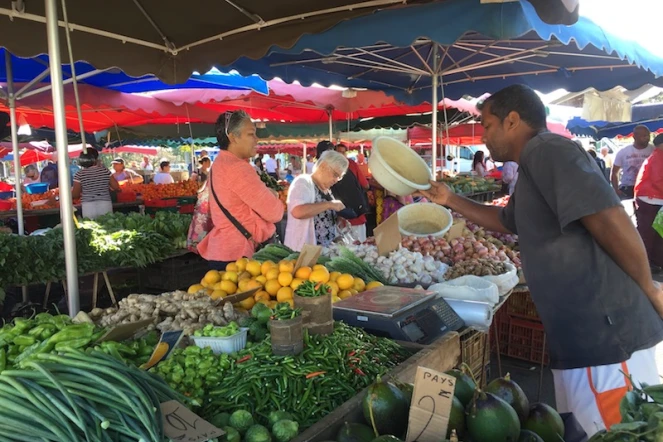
<box><xmin>420</xmin><ymin>85</ymin><xmax>663</xmax><ymax>436</ymax></box>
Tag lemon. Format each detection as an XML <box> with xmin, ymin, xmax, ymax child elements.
<box><xmin>338</xmin><ymin>290</ymin><xmax>353</xmax><ymax>299</ymax></box>
<box><xmin>279</xmin><ymin>260</ymin><xmax>295</xmax><ymax>274</ymax></box>
<box><xmin>238</xmin><ymin>279</ymin><xmax>250</xmax><ymax>293</ymax></box>
<box><xmin>265</xmin><ymin>279</ymin><xmax>282</xmax><ymax>297</ymax></box>
<box><xmin>366</xmin><ymin>281</ymin><xmax>384</xmax><ymax>290</ymax></box>
<box><xmin>261</xmin><ymin>260</ymin><xmax>277</xmax><ymax>276</ymax></box>
<box><xmin>239</xmin><ymin>297</ymin><xmax>255</xmax><ymax>310</ymax></box>
<box><xmin>278</xmin><ymin>272</ymin><xmax>294</xmax><ymax>288</ymax></box>
<box><xmin>290</xmin><ymin>278</ymin><xmax>304</xmax><ymax>290</ymax></box>
<box><xmin>336</xmin><ymin>274</ymin><xmax>355</xmax><ymax>290</ymax></box>
<box><xmin>203</xmin><ymin>270</ymin><xmax>222</xmax><ymax>285</ymax></box>
<box><xmin>254</xmin><ymin>291</ymin><xmax>271</xmax><ymax>303</ymax></box>
<box><xmin>331</xmin><ymin>295</ymin><xmax>342</xmax><ymax>303</ymax></box>
<box><xmin>246</xmin><ymin>260</ymin><xmax>262</xmax><ymax>277</ymax></box>
<box><xmin>312</xmin><ymin>264</ymin><xmax>327</xmax><ymax>272</ymax></box>
<box><xmin>235</xmin><ymin>258</ymin><xmax>248</xmax><ymax>272</ymax></box>
<box><xmin>219</xmin><ymin>280</ymin><xmax>238</xmax><ymax>294</ymax></box>
<box><xmin>238</xmin><ymin>271</ymin><xmax>252</xmax><ymax>281</ymax></box>
<box><xmin>309</xmin><ymin>268</ymin><xmax>330</xmax><ymax>284</ymax></box>
<box><xmin>246</xmin><ymin>280</ymin><xmax>264</xmax><ymax>291</ymax></box>
<box><xmin>295</xmin><ymin>266</ymin><xmax>312</xmax><ymax>280</ymax></box>
<box><xmin>255</xmin><ymin>275</ymin><xmax>267</xmax><ymax>284</ymax></box>
<box><xmin>223</xmin><ymin>271</ymin><xmax>239</xmax><ymax>283</ymax></box>
<box><xmin>329</xmin><ymin>271</ymin><xmax>342</xmax><ymax>282</ymax></box>
<box><xmin>225</xmin><ymin>263</ymin><xmax>239</xmax><ymax>273</ymax></box>
<box><xmin>353</xmin><ymin>278</ymin><xmax>366</xmax><ymax>292</ymax></box>
<box><xmin>187</xmin><ymin>284</ymin><xmax>204</xmax><ymax>294</ymax></box>
<box><xmin>210</xmin><ymin>290</ymin><xmax>227</xmax><ymax>300</ymax></box>
<box><xmin>276</xmin><ymin>287</ymin><xmax>294</xmax><ymax>302</ymax></box>
<box><xmin>327</xmin><ymin>281</ymin><xmax>340</xmax><ymax>297</ymax></box>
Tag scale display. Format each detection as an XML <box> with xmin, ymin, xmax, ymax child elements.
<box><xmin>333</xmin><ymin>286</ymin><xmax>464</xmax><ymax>344</ymax></box>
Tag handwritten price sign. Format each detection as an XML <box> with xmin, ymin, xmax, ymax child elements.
<box><xmin>160</xmin><ymin>400</ymin><xmax>224</xmax><ymax>442</ymax></box>
<box><xmin>406</xmin><ymin>367</ymin><xmax>457</xmax><ymax>442</ymax></box>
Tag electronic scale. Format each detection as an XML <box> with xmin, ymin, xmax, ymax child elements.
<box><xmin>332</xmin><ymin>286</ymin><xmax>464</xmax><ymax>344</ymax></box>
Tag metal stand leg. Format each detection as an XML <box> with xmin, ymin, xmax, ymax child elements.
<box><xmin>493</xmin><ymin>319</ymin><xmax>503</xmax><ymax>378</ymax></box>
<box><xmin>92</xmin><ymin>273</ymin><xmax>99</xmax><ymax>309</ymax></box>
<box><xmin>538</xmin><ymin>333</ymin><xmax>547</xmax><ymax>402</ymax></box>
<box><xmin>21</xmin><ymin>286</ymin><xmax>28</xmax><ymax>304</ymax></box>
<box><xmin>43</xmin><ymin>282</ymin><xmax>51</xmax><ymax>310</ymax></box>
<box><xmin>102</xmin><ymin>272</ymin><xmax>117</xmax><ymax>306</ymax></box>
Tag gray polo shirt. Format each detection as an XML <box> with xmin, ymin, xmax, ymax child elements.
<box><xmin>500</xmin><ymin>132</ymin><xmax>663</xmax><ymax>370</ymax></box>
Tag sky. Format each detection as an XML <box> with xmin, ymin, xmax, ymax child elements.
<box><xmin>580</xmin><ymin>0</ymin><xmax>662</xmax><ymax>56</ymax></box>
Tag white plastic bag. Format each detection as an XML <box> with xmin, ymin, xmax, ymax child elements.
<box><xmin>482</xmin><ymin>262</ymin><xmax>519</xmax><ymax>296</ymax></box>
<box><xmin>428</xmin><ymin>275</ymin><xmax>499</xmax><ymax>306</ymax></box>
<box><xmin>445</xmin><ymin>299</ymin><xmax>494</xmax><ymax>331</ymax></box>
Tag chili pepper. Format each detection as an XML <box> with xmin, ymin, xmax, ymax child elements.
<box><xmin>91</xmin><ymin>330</ymin><xmax>106</xmax><ymax>342</ymax></box>
<box><xmin>54</xmin><ymin>337</ymin><xmax>91</xmax><ymax>351</ymax></box>
<box><xmin>34</xmin><ymin>313</ymin><xmax>54</xmax><ymax>324</ymax></box>
<box><xmin>13</xmin><ymin>335</ymin><xmax>36</xmax><ymax>347</ymax></box>
<box><xmin>237</xmin><ymin>355</ymin><xmax>252</xmax><ymax>364</ymax></box>
<box><xmin>354</xmin><ymin>368</ymin><xmax>366</xmax><ymax>376</ymax></box>
<box><xmin>12</xmin><ymin>319</ymin><xmax>33</xmax><ymax>333</ymax></box>
<box><xmin>47</xmin><ymin>323</ymin><xmax>94</xmax><ymax>344</ymax></box>
<box><xmin>306</xmin><ymin>371</ymin><xmax>327</xmax><ymax>379</ymax></box>
<box><xmin>27</xmin><ymin>326</ymin><xmax>45</xmax><ymax>337</ymax></box>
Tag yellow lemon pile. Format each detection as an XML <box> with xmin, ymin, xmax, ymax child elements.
<box><xmin>188</xmin><ymin>258</ymin><xmax>384</xmax><ymax>310</ymax></box>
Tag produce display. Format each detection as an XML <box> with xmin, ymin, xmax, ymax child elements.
<box><xmin>258</xmin><ymin>171</ymin><xmax>285</xmax><ymax>192</ymax></box>
<box><xmin>88</xmin><ymin>291</ymin><xmax>243</xmax><ymax>336</ymax></box>
<box><xmin>205</xmin><ymin>409</ymin><xmax>300</xmax><ymax>442</ymax></box>
<box><xmin>0</xmin><ymin>312</ymin><xmax>157</xmax><ymax>369</ymax></box>
<box><xmin>346</xmin><ymin>369</ymin><xmax>565</xmax><ymax>442</ymax></box>
<box><xmin>0</xmin><ymin>348</ymin><xmax>186</xmax><ymax>441</ymax></box>
<box><xmin>202</xmin><ymin>323</ymin><xmax>413</xmax><ymax>429</ymax></box>
<box><xmin>123</xmin><ymin>180</ymin><xmax>199</xmax><ymax>200</ymax></box>
<box><xmin>444</xmin><ymin>258</ymin><xmax>509</xmax><ymax>280</ymax></box>
<box><xmin>399</xmin><ymin>235</ymin><xmax>520</xmax><ymax>268</ymax></box>
<box><xmin>439</xmin><ymin>175</ymin><xmax>501</xmax><ymax>195</ymax></box>
<box><xmin>193</xmin><ymin>321</ymin><xmax>242</xmax><ymax>338</ymax></box>
<box><xmin>8</xmin><ymin>188</ymin><xmax>62</xmax><ymax>211</ymax></box>
<box><xmin>326</xmin><ymin>243</ymin><xmax>446</xmax><ymax>286</ymax></box>
<box><xmin>0</xmin><ymin>211</ymin><xmax>191</xmax><ymax>290</ymax></box>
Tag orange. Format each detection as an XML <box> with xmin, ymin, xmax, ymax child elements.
<box><xmin>312</xmin><ymin>264</ymin><xmax>327</xmax><ymax>272</ymax></box>
<box><xmin>210</xmin><ymin>290</ymin><xmax>227</xmax><ymax>300</ymax></box>
<box><xmin>327</xmin><ymin>281</ymin><xmax>340</xmax><ymax>297</ymax></box>
<box><xmin>279</xmin><ymin>260</ymin><xmax>295</xmax><ymax>274</ymax></box>
<box><xmin>336</xmin><ymin>274</ymin><xmax>355</xmax><ymax>291</ymax></box>
<box><xmin>338</xmin><ymin>290</ymin><xmax>353</xmax><ymax>299</ymax></box>
<box><xmin>290</xmin><ymin>278</ymin><xmax>304</xmax><ymax>291</ymax></box>
<box><xmin>353</xmin><ymin>278</ymin><xmax>366</xmax><ymax>292</ymax></box>
<box><xmin>246</xmin><ymin>260</ymin><xmax>262</xmax><ymax>277</ymax></box>
<box><xmin>276</xmin><ymin>287</ymin><xmax>294</xmax><ymax>302</ymax></box>
<box><xmin>239</xmin><ymin>297</ymin><xmax>255</xmax><ymax>310</ymax></box>
<box><xmin>261</xmin><ymin>260</ymin><xmax>277</xmax><ymax>275</ymax></box>
<box><xmin>255</xmin><ymin>275</ymin><xmax>267</xmax><ymax>285</ymax></box>
<box><xmin>225</xmin><ymin>263</ymin><xmax>239</xmax><ymax>273</ymax></box>
<box><xmin>219</xmin><ymin>280</ymin><xmax>237</xmax><ymax>295</ymax></box>
<box><xmin>188</xmin><ymin>284</ymin><xmax>204</xmax><ymax>294</ymax></box>
<box><xmin>264</xmin><ymin>279</ymin><xmax>282</xmax><ymax>297</ymax></box>
<box><xmin>254</xmin><ymin>291</ymin><xmax>271</xmax><ymax>303</ymax></box>
<box><xmin>295</xmin><ymin>266</ymin><xmax>312</xmax><ymax>280</ymax></box>
<box><xmin>329</xmin><ymin>271</ymin><xmax>342</xmax><ymax>282</ymax></box>
<box><xmin>366</xmin><ymin>281</ymin><xmax>384</xmax><ymax>290</ymax></box>
<box><xmin>265</xmin><ymin>268</ymin><xmax>280</xmax><ymax>281</ymax></box>
<box><xmin>309</xmin><ymin>268</ymin><xmax>331</xmax><ymax>284</ymax></box>
<box><xmin>246</xmin><ymin>280</ymin><xmax>263</xmax><ymax>291</ymax></box>
<box><xmin>200</xmin><ymin>280</ymin><xmax>211</xmax><ymax>289</ymax></box>
<box><xmin>222</xmin><ymin>271</ymin><xmax>239</xmax><ymax>283</ymax></box>
<box><xmin>237</xmin><ymin>279</ymin><xmax>250</xmax><ymax>293</ymax></box>
<box><xmin>277</xmin><ymin>272</ymin><xmax>294</xmax><ymax>287</ymax></box>
<box><xmin>235</xmin><ymin>258</ymin><xmax>248</xmax><ymax>272</ymax></box>
<box><xmin>202</xmin><ymin>270</ymin><xmax>222</xmax><ymax>285</ymax></box>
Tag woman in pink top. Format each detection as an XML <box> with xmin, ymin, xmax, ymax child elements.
<box><xmin>197</xmin><ymin>111</ymin><xmax>284</xmax><ymax>270</ymax></box>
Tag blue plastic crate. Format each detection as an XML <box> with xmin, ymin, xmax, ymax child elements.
<box><xmin>0</xmin><ymin>191</ymin><xmax>14</xmax><ymax>200</ymax></box>
<box><xmin>25</xmin><ymin>183</ymin><xmax>49</xmax><ymax>194</ymax></box>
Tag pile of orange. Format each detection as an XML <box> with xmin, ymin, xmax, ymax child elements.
<box><xmin>124</xmin><ymin>181</ymin><xmax>198</xmax><ymax>200</ymax></box>
<box><xmin>188</xmin><ymin>258</ymin><xmax>383</xmax><ymax>311</ymax></box>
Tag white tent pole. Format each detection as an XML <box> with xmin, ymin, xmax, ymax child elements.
<box><xmin>5</xmin><ymin>52</ymin><xmax>24</xmax><ymax>237</ymax></box>
<box><xmin>45</xmin><ymin>0</ymin><xmax>80</xmax><ymax>316</ymax></box>
<box><xmin>431</xmin><ymin>45</ymin><xmax>438</xmax><ymax>179</ymax></box>
<box><xmin>328</xmin><ymin>111</ymin><xmax>333</xmax><ymax>141</ymax></box>
<box><xmin>439</xmin><ymin>72</ymin><xmax>452</xmax><ymax>173</ymax></box>
<box><xmin>302</xmin><ymin>143</ymin><xmax>307</xmax><ymax>174</ymax></box>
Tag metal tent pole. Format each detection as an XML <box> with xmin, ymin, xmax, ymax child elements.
<box><xmin>45</xmin><ymin>0</ymin><xmax>80</xmax><ymax>316</ymax></box>
<box><xmin>439</xmin><ymin>73</ymin><xmax>452</xmax><ymax>173</ymax></box>
<box><xmin>431</xmin><ymin>45</ymin><xmax>439</xmax><ymax>179</ymax></box>
<box><xmin>5</xmin><ymin>53</ymin><xmax>24</xmax><ymax>237</ymax></box>
<box><xmin>302</xmin><ymin>143</ymin><xmax>307</xmax><ymax>174</ymax></box>
<box><xmin>328</xmin><ymin>110</ymin><xmax>333</xmax><ymax>141</ymax></box>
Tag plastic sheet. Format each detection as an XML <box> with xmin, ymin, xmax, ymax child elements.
<box><xmin>444</xmin><ymin>298</ymin><xmax>493</xmax><ymax>331</ymax></box>
<box><xmin>429</xmin><ymin>275</ymin><xmax>499</xmax><ymax>306</ymax></box>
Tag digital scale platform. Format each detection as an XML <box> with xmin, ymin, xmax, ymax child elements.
<box><xmin>332</xmin><ymin>286</ymin><xmax>464</xmax><ymax>344</ymax></box>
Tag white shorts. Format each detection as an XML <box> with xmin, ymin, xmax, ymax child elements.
<box><xmin>552</xmin><ymin>346</ymin><xmax>660</xmax><ymax>438</ymax></box>
<box><xmin>82</xmin><ymin>200</ymin><xmax>113</xmax><ymax>219</ymax></box>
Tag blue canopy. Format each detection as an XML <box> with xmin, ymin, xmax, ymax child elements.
<box><xmin>0</xmin><ymin>50</ymin><xmax>269</xmax><ymax>95</ymax></box>
<box><xmin>566</xmin><ymin>116</ymin><xmax>663</xmax><ymax>139</ymax></box>
<box><xmin>632</xmin><ymin>103</ymin><xmax>663</xmax><ymax>121</ymax></box>
<box><xmin>225</xmin><ymin>0</ymin><xmax>663</xmax><ymax>104</ymax></box>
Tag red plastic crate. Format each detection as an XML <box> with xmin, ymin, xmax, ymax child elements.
<box><xmin>490</xmin><ymin>307</ymin><xmax>510</xmax><ymax>354</ymax></box>
<box><xmin>0</xmin><ymin>200</ymin><xmax>13</xmax><ymax>211</ymax></box>
<box><xmin>144</xmin><ymin>199</ymin><xmax>178</xmax><ymax>208</ymax></box>
<box><xmin>179</xmin><ymin>204</ymin><xmax>195</xmax><ymax>214</ymax></box>
<box><xmin>116</xmin><ymin>191</ymin><xmax>137</xmax><ymax>203</ymax></box>
<box><xmin>506</xmin><ymin>318</ymin><xmax>549</xmax><ymax>365</ymax></box>
<box><xmin>506</xmin><ymin>289</ymin><xmax>540</xmax><ymax>321</ymax></box>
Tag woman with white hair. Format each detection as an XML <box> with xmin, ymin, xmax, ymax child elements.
<box><xmin>285</xmin><ymin>150</ymin><xmax>347</xmax><ymax>250</ymax></box>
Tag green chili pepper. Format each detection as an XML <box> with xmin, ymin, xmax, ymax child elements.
<box><xmin>54</xmin><ymin>337</ymin><xmax>91</xmax><ymax>351</ymax></box>
<box><xmin>34</xmin><ymin>313</ymin><xmax>54</xmax><ymax>324</ymax></box>
<box><xmin>47</xmin><ymin>323</ymin><xmax>94</xmax><ymax>344</ymax></box>
<box><xmin>27</xmin><ymin>326</ymin><xmax>45</xmax><ymax>337</ymax></box>
<box><xmin>13</xmin><ymin>335</ymin><xmax>36</xmax><ymax>347</ymax></box>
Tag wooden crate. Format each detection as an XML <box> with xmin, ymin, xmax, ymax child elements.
<box><xmin>459</xmin><ymin>328</ymin><xmax>490</xmax><ymax>386</ymax></box>
<box><xmin>294</xmin><ymin>332</ymin><xmax>461</xmax><ymax>442</ymax></box>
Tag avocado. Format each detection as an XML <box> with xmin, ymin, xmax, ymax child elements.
<box><xmin>447</xmin><ymin>396</ymin><xmax>466</xmax><ymax>439</ymax></box>
<box><xmin>466</xmin><ymin>391</ymin><xmax>521</xmax><ymax>442</ymax></box>
<box><xmin>371</xmin><ymin>437</ymin><xmax>403</xmax><ymax>442</ymax></box>
<box><xmin>445</xmin><ymin>369</ymin><xmax>477</xmax><ymax>407</ymax></box>
<box><xmin>485</xmin><ymin>373</ymin><xmax>530</xmax><ymax>424</ymax></box>
<box><xmin>337</xmin><ymin>422</ymin><xmax>375</xmax><ymax>442</ymax></box>
<box><xmin>518</xmin><ymin>430</ymin><xmax>544</xmax><ymax>442</ymax></box>
<box><xmin>523</xmin><ymin>403</ymin><xmax>564</xmax><ymax>442</ymax></box>
<box><xmin>362</xmin><ymin>380</ymin><xmax>409</xmax><ymax>438</ymax></box>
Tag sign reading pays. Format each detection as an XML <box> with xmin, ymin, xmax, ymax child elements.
<box><xmin>160</xmin><ymin>400</ymin><xmax>225</xmax><ymax>442</ymax></box>
<box><xmin>405</xmin><ymin>366</ymin><xmax>457</xmax><ymax>442</ymax></box>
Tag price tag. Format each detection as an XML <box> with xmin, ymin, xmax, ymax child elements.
<box><xmin>374</xmin><ymin>212</ymin><xmax>401</xmax><ymax>256</ymax></box>
<box><xmin>445</xmin><ymin>219</ymin><xmax>465</xmax><ymax>241</ymax></box>
<box><xmin>295</xmin><ymin>244</ymin><xmax>322</xmax><ymax>270</ymax></box>
<box><xmin>160</xmin><ymin>400</ymin><xmax>225</xmax><ymax>442</ymax></box>
<box><xmin>406</xmin><ymin>366</ymin><xmax>456</xmax><ymax>442</ymax></box>
<box><xmin>97</xmin><ymin>318</ymin><xmax>154</xmax><ymax>343</ymax></box>
<box><xmin>140</xmin><ymin>330</ymin><xmax>184</xmax><ymax>370</ymax></box>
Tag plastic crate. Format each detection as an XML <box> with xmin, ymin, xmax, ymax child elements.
<box><xmin>0</xmin><ymin>191</ymin><xmax>14</xmax><ymax>200</ymax></box>
<box><xmin>506</xmin><ymin>318</ymin><xmax>549</xmax><ymax>365</ymax></box>
<box><xmin>460</xmin><ymin>329</ymin><xmax>490</xmax><ymax>386</ymax></box>
<box><xmin>179</xmin><ymin>204</ymin><xmax>195</xmax><ymax>214</ymax></box>
<box><xmin>25</xmin><ymin>183</ymin><xmax>49</xmax><ymax>194</ymax></box>
<box><xmin>191</xmin><ymin>328</ymin><xmax>248</xmax><ymax>355</ymax></box>
<box><xmin>490</xmin><ymin>307</ymin><xmax>510</xmax><ymax>354</ymax></box>
<box><xmin>138</xmin><ymin>253</ymin><xmax>209</xmax><ymax>291</ymax></box>
<box><xmin>0</xmin><ymin>200</ymin><xmax>13</xmax><ymax>211</ymax></box>
<box><xmin>144</xmin><ymin>199</ymin><xmax>178</xmax><ymax>208</ymax></box>
<box><xmin>506</xmin><ymin>289</ymin><xmax>540</xmax><ymax>321</ymax></box>
<box><xmin>177</xmin><ymin>196</ymin><xmax>197</xmax><ymax>205</ymax></box>
<box><xmin>117</xmin><ymin>191</ymin><xmax>137</xmax><ymax>203</ymax></box>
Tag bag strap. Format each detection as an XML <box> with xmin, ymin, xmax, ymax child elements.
<box><xmin>209</xmin><ymin>169</ymin><xmax>254</xmax><ymax>242</ymax></box>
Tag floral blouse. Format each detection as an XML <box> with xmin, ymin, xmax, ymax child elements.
<box><xmin>313</xmin><ymin>186</ymin><xmax>337</xmax><ymax>247</ymax></box>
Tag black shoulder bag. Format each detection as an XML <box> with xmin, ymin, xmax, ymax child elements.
<box><xmin>209</xmin><ymin>170</ymin><xmax>280</xmax><ymax>250</ymax></box>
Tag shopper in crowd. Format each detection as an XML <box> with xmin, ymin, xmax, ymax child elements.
<box><xmin>328</xmin><ymin>142</ymin><xmax>371</xmax><ymax>242</ymax></box>
<box><xmin>140</xmin><ymin>156</ymin><xmax>153</xmax><ymax>171</ymax></box>
<box><xmin>305</xmin><ymin>155</ymin><xmax>315</xmax><ymax>174</ymax></box>
<box><xmin>419</xmin><ymin>84</ymin><xmax>663</xmax><ymax>437</ymax></box>
<box><xmin>198</xmin><ymin>111</ymin><xmax>284</xmax><ymax>270</ymax></box>
<box><xmin>191</xmin><ymin>157</ymin><xmax>211</xmax><ymax>183</ymax></box>
<box><xmin>40</xmin><ymin>161</ymin><xmax>59</xmax><ymax>190</ymax></box>
<box><xmin>600</xmin><ymin>146</ymin><xmax>613</xmax><ymax>181</ymax></box>
<box><xmin>634</xmin><ymin>133</ymin><xmax>663</xmax><ymax>274</ymax></box>
<box><xmin>289</xmin><ymin>155</ymin><xmax>302</xmax><ymax>175</ymax></box>
<box><xmin>73</xmin><ymin>149</ymin><xmax>120</xmax><ymax>219</ymax></box>
<box><xmin>264</xmin><ymin>154</ymin><xmax>279</xmax><ymax>180</ymax></box>
<box><xmin>284</xmin><ymin>169</ymin><xmax>295</xmax><ymax>184</ymax></box>
<box><xmin>22</xmin><ymin>165</ymin><xmax>40</xmax><ymax>186</ymax></box>
<box><xmin>254</xmin><ymin>153</ymin><xmax>265</xmax><ymax>173</ymax></box>
<box><xmin>612</xmin><ymin>125</ymin><xmax>654</xmax><ymax>199</ymax></box>
<box><xmin>153</xmin><ymin>159</ymin><xmax>175</xmax><ymax>184</ymax></box>
<box><xmin>501</xmin><ymin>161</ymin><xmax>519</xmax><ymax>195</ymax></box>
<box><xmin>472</xmin><ymin>150</ymin><xmax>488</xmax><ymax>177</ymax></box>
<box><xmin>587</xmin><ymin>149</ymin><xmax>608</xmax><ymax>181</ymax></box>
<box><xmin>111</xmin><ymin>158</ymin><xmax>144</xmax><ymax>185</ymax></box>
<box><xmin>284</xmin><ymin>150</ymin><xmax>347</xmax><ymax>251</ymax></box>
